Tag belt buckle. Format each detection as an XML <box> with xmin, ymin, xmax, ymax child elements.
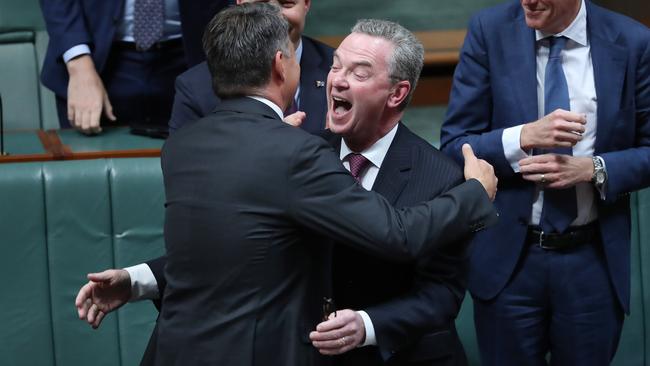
<box><xmin>537</xmin><ymin>230</ymin><xmax>554</xmax><ymax>250</ymax></box>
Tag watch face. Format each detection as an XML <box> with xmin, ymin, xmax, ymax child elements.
<box><xmin>595</xmin><ymin>171</ymin><xmax>605</xmax><ymax>185</ymax></box>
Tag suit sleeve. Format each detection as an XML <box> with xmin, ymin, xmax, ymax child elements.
<box><xmin>40</xmin><ymin>0</ymin><xmax>92</xmax><ymax>59</ymax></box>
<box><xmin>600</xmin><ymin>36</ymin><xmax>650</xmax><ymax>201</ymax></box>
<box><xmin>169</xmin><ymin>73</ymin><xmax>204</xmax><ymax>133</ymax></box>
<box><xmin>365</xmin><ymin>175</ymin><xmax>471</xmax><ymax>359</ymax></box>
<box><xmin>440</xmin><ymin>14</ymin><xmax>518</xmax><ymax>179</ymax></box>
<box><xmin>287</xmin><ymin>136</ymin><xmax>498</xmax><ymax>261</ymax></box>
<box><xmin>145</xmin><ymin>255</ymin><xmax>167</xmax><ymax>311</ymax></box>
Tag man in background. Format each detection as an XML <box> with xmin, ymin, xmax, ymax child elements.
<box><xmin>40</xmin><ymin>0</ymin><xmax>230</xmax><ymax>134</ymax></box>
<box><xmin>169</xmin><ymin>0</ymin><xmax>333</xmax><ymax>133</ymax></box>
<box><xmin>441</xmin><ymin>0</ymin><xmax>650</xmax><ymax>364</ymax></box>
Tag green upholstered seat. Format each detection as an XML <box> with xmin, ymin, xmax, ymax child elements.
<box><xmin>0</xmin><ymin>158</ymin><xmax>165</xmax><ymax>366</ymax></box>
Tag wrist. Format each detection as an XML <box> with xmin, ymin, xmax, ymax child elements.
<box><xmin>66</xmin><ymin>54</ymin><xmax>95</xmax><ymax>75</ymax></box>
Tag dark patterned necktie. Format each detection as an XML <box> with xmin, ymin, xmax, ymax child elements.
<box><xmin>133</xmin><ymin>0</ymin><xmax>164</xmax><ymax>51</ymax></box>
<box><xmin>347</xmin><ymin>153</ymin><xmax>371</xmax><ymax>183</ymax></box>
<box><xmin>540</xmin><ymin>36</ymin><xmax>577</xmax><ymax>233</ymax></box>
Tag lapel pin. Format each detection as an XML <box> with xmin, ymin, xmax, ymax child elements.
<box><xmin>315</xmin><ymin>80</ymin><xmax>325</xmax><ymax>88</ymax></box>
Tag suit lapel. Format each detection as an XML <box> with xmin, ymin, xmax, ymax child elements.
<box><xmin>371</xmin><ymin>124</ymin><xmax>412</xmax><ymax>204</ymax></box>
<box><xmin>586</xmin><ymin>2</ymin><xmax>627</xmax><ymax>154</ymax></box>
<box><xmin>507</xmin><ymin>11</ymin><xmax>539</xmax><ymax>125</ymax></box>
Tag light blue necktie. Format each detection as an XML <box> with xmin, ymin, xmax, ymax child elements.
<box><xmin>133</xmin><ymin>0</ymin><xmax>164</xmax><ymax>51</ymax></box>
<box><xmin>540</xmin><ymin>36</ymin><xmax>577</xmax><ymax>233</ymax></box>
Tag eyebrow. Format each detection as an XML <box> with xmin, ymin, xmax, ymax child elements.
<box><xmin>332</xmin><ymin>52</ymin><xmax>372</xmax><ymax>68</ymax></box>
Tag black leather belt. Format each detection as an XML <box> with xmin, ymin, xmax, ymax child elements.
<box><xmin>526</xmin><ymin>222</ymin><xmax>599</xmax><ymax>250</ymax></box>
<box><xmin>113</xmin><ymin>37</ymin><xmax>183</xmax><ymax>52</ymax></box>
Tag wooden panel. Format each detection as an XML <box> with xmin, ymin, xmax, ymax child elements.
<box><xmin>318</xmin><ymin>29</ymin><xmax>466</xmax><ymax>67</ymax></box>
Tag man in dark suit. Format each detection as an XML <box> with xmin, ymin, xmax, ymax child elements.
<box><xmin>40</xmin><ymin>0</ymin><xmax>230</xmax><ymax>133</ymax></box>
<box><xmin>440</xmin><ymin>0</ymin><xmax>650</xmax><ymax>364</ymax></box>
<box><xmin>75</xmin><ymin>4</ymin><xmax>498</xmax><ymax>365</ymax></box>
<box><xmin>308</xmin><ymin>20</ymin><xmax>469</xmax><ymax>366</ymax></box>
<box><xmin>169</xmin><ymin>0</ymin><xmax>332</xmax><ymax>134</ymax></box>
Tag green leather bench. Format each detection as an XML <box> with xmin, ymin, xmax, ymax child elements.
<box><xmin>0</xmin><ymin>158</ymin><xmax>165</xmax><ymax>366</ymax></box>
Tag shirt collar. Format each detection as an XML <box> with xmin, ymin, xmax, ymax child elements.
<box><xmin>535</xmin><ymin>0</ymin><xmax>587</xmax><ymax>47</ymax></box>
<box><xmin>247</xmin><ymin>96</ymin><xmax>284</xmax><ymax>119</ymax></box>
<box><xmin>339</xmin><ymin>123</ymin><xmax>399</xmax><ymax>169</ymax></box>
<box><xmin>295</xmin><ymin>38</ymin><xmax>303</xmax><ymax>64</ymax></box>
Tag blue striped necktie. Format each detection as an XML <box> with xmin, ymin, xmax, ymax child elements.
<box><xmin>539</xmin><ymin>36</ymin><xmax>577</xmax><ymax>233</ymax></box>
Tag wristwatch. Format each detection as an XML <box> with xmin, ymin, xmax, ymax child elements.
<box><xmin>591</xmin><ymin>156</ymin><xmax>607</xmax><ymax>187</ymax></box>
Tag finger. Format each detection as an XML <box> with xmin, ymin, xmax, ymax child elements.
<box><xmin>89</xmin><ymin>107</ymin><xmax>102</xmax><ymax>135</ymax></box>
<box><xmin>87</xmin><ymin>303</ymin><xmax>99</xmax><ymax>324</ymax></box>
<box><xmin>316</xmin><ymin>315</ymin><xmax>347</xmax><ymax>332</ymax></box>
<box><xmin>75</xmin><ymin>282</ymin><xmax>93</xmax><ymax>308</ymax></box>
<box><xmin>519</xmin><ymin>162</ymin><xmax>553</xmax><ymax>174</ymax></box>
<box><xmin>67</xmin><ymin>103</ymin><xmax>75</xmax><ymax>124</ymax></box>
<box><xmin>519</xmin><ymin>153</ymin><xmax>557</xmax><ymax>166</ymax></box>
<box><xmin>283</xmin><ymin>111</ymin><xmax>306</xmax><ymax>127</ymax></box>
<box><xmin>92</xmin><ymin>310</ymin><xmax>106</xmax><ymax>329</ymax></box>
<box><xmin>103</xmin><ymin>96</ymin><xmax>116</xmax><ymax>121</ymax></box>
<box><xmin>81</xmin><ymin>109</ymin><xmax>94</xmax><ymax>134</ymax></box>
<box><xmin>87</xmin><ymin>270</ymin><xmax>114</xmax><ymax>283</ymax></box>
<box><xmin>461</xmin><ymin>144</ymin><xmax>477</xmax><ymax>163</ymax></box>
<box><xmin>77</xmin><ymin>297</ymin><xmax>92</xmax><ymax>320</ymax></box>
<box><xmin>552</xmin><ymin>109</ymin><xmax>587</xmax><ymax>124</ymax></box>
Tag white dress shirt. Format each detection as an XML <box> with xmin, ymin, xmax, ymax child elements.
<box><xmin>63</xmin><ymin>0</ymin><xmax>182</xmax><ymax>63</ymax></box>
<box><xmin>501</xmin><ymin>0</ymin><xmax>601</xmax><ymax>226</ymax></box>
<box><xmin>339</xmin><ymin>123</ymin><xmax>399</xmax><ymax>346</ymax></box>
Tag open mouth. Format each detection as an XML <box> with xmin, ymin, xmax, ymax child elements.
<box><xmin>332</xmin><ymin>96</ymin><xmax>352</xmax><ymax>116</ymax></box>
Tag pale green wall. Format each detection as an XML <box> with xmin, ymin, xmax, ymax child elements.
<box><xmin>305</xmin><ymin>0</ymin><xmax>503</xmax><ymax>36</ymax></box>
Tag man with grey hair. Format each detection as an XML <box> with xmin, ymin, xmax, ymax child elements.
<box><xmin>309</xmin><ymin>19</ymin><xmax>471</xmax><ymax>366</ymax></box>
<box><xmin>75</xmin><ymin>5</ymin><xmax>499</xmax><ymax>365</ymax></box>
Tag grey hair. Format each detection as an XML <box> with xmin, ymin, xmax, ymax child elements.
<box><xmin>351</xmin><ymin>19</ymin><xmax>424</xmax><ymax>110</ymax></box>
<box><xmin>202</xmin><ymin>2</ymin><xmax>293</xmax><ymax>98</ymax></box>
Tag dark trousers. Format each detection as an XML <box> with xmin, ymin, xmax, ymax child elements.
<box><xmin>473</xmin><ymin>236</ymin><xmax>624</xmax><ymax>366</ymax></box>
<box><xmin>56</xmin><ymin>39</ymin><xmax>186</xmax><ymax>128</ymax></box>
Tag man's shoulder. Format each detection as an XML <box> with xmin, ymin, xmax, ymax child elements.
<box><xmin>176</xmin><ymin>61</ymin><xmax>211</xmax><ymax>86</ymax></box>
<box><xmin>397</xmin><ymin>124</ymin><xmax>464</xmax><ymax>184</ymax></box>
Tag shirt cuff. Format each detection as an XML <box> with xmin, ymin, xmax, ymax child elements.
<box><xmin>124</xmin><ymin>263</ymin><xmax>160</xmax><ymax>301</ymax></box>
<box><xmin>63</xmin><ymin>44</ymin><xmax>91</xmax><ymax>63</ymax></box>
<box><xmin>502</xmin><ymin>125</ymin><xmax>530</xmax><ymax>173</ymax></box>
<box><xmin>357</xmin><ymin>310</ymin><xmax>376</xmax><ymax>347</ymax></box>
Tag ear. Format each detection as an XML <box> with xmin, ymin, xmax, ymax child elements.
<box><xmin>271</xmin><ymin>50</ymin><xmax>286</xmax><ymax>82</ymax></box>
<box><xmin>304</xmin><ymin>0</ymin><xmax>311</xmax><ymax>11</ymax></box>
<box><xmin>387</xmin><ymin>80</ymin><xmax>411</xmax><ymax>109</ymax></box>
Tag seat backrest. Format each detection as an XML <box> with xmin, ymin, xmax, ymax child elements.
<box><xmin>0</xmin><ymin>0</ymin><xmax>57</xmax><ymax>130</ymax></box>
<box><xmin>0</xmin><ymin>158</ymin><xmax>165</xmax><ymax>366</ymax></box>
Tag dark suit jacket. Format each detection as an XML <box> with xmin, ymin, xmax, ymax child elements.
<box><xmin>325</xmin><ymin>125</ymin><xmax>469</xmax><ymax>366</ymax></box>
<box><xmin>143</xmin><ymin>97</ymin><xmax>496</xmax><ymax>365</ymax></box>
<box><xmin>440</xmin><ymin>0</ymin><xmax>650</xmax><ymax>313</ymax></box>
<box><xmin>40</xmin><ymin>0</ymin><xmax>228</xmax><ymax>97</ymax></box>
<box><xmin>168</xmin><ymin>35</ymin><xmax>333</xmax><ymax>133</ymax></box>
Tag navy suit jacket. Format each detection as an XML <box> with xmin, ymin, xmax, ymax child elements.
<box><xmin>325</xmin><ymin>124</ymin><xmax>470</xmax><ymax>366</ymax></box>
<box><xmin>168</xmin><ymin>35</ymin><xmax>333</xmax><ymax>134</ymax></box>
<box><xmin>40</xmin><ymin>0</ymin><xmax>228</xmax><ymax>97</ymax></box>
<box><xmin>440</xmin><ymin>0</ymin><xmax>650</xmax><ymax>313</ymax></box>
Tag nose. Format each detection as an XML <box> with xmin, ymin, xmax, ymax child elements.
<box><xmin>330</xmin><ymin>72</ymin><xmax>349</xmax><ymax>90</ymax></box>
